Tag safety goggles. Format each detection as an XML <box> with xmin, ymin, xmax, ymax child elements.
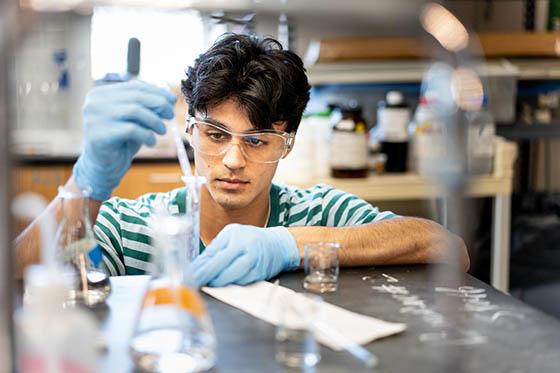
<box><xmin>186</xmin><ymin>116</ymin><xmax>294</xmax><ymax>164</ymax></box>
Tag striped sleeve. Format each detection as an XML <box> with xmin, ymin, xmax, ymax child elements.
<box><xmin>94</xmin><ymin>198</ymin><xmax>126</xmax><ymax>276</ymax></box>
<box><xmin>278</xmin><ymin>183</ymin><xmax>398</xmax><ymax>228</ymax></box>
<box><xmin>94</xmin><ymin>187</ymin><xmax>186</xmax><ymax>276</ymax></box>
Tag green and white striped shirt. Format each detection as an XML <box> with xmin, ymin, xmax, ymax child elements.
<box><xmin>94</xmin><ymin>183</ymin><xmax>398</xmax><ymax>276</ymax></box>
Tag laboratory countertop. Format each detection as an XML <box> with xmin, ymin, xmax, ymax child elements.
<box><xmin>99</xmin><ymin>265</ymin><xmax>560</xmax><ymax>373</ymax></box>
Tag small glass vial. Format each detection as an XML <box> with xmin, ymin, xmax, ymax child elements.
<box><xmin>329</xmin><ymin>105</ymin><xmax>369</xmax><ymax>178</ymax></box>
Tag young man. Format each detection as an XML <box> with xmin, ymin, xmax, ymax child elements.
<box><xmin>16</xmin><ymin>33</ymin><xmax>469</xmax><ymax>286</ymax></box>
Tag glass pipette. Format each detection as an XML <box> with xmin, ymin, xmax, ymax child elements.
<box><xmin>168</xmin><ymin>118</ymin><xmax>199</xmax><ymax>204</ymax></box>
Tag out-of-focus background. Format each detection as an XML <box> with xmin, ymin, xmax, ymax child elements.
<box><xmin>6</xmin><ymin>0</ymin><xmax>560</xmax><ymax>322</ymax></box>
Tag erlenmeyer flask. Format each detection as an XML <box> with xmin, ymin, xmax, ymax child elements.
<box><xmin>129</xmin><ymin>213</ymin><xmax>216</xmax><ymax>373</ymax></box>
<box><xmin>56</xmin><ymin>186</ymin><xmax>111</xmax><ymax>307</ymax></box>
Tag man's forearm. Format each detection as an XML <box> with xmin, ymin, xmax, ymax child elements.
<box><xmin>287</xmin><ymin>217</ymin><xmax>470</xmax><ymax>272</ymax></box>
<box><xmin>13</xmin><ymin>176</ymin><xmax>103</xmax><ymax>278</ymax></box>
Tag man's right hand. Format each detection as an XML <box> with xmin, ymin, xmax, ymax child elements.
<box><xmin>72</xmin><ymin>80</ymin><xmax>176</xmax><ymax>201</ymax></box>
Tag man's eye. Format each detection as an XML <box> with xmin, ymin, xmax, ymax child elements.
<box><xmin>207</xmin><ymin>132</ymin><xmax>228</xmax><ymax>141</ymax></box>
<box><xmin>244</xmin><ymin>136</ymin><xmax>267</xmax><ymax>147</ymax></box>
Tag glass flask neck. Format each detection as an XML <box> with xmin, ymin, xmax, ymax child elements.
<box><xmin>55</xmin><ymin>185</ymin><xmax>111</xmax><ymax>307</ymax></box>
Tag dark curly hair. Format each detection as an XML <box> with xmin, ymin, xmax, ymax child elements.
<box><xmin>181</xmin><ymin>33</ymin><xmax>310</xmax><ymax>133</ymax></box>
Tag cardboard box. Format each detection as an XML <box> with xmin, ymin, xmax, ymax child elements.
<box><xmin>477</xmin><ymin>32</ymin><xmax>560</xmax><ymax>57</ymax></box>
<box><xmin>306</xmin><ymin>32</ymin><xmax>560</xmax><ymax>64</ymax></box>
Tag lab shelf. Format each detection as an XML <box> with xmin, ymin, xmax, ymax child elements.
<box><xmin>281</xmin><ymin>172</ymin><xmax>514</xmax><ymax>201</ymax></box>
<box><xmin>307</xmin><ymin>58</ymin><xmax>560</xmax><ymax>86</ymax></box>
<box><xmin>509</xmin><ymin>58</ymin><xmax>560</xmax><ymax>80</ymax></box>
<box><xmin>496</xmin><ymin>123</ymin><xmax>560</xmax><ymax>140</ymax></box>
<box><xmin>307</xmin><ymin>60</ymin><xmax>430</xmax><ymax>85</ymax></box>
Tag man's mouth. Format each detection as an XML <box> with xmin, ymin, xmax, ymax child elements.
<box><xmin>216</xmin><ymin>178</ymin><xmax>249</xmax><ymax>190</ymax></box>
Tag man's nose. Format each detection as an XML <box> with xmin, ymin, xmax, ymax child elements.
<box><xmin>222</xmin><ymin>141</ymin><xmax>246</xmax><ymax>170</ymax></box>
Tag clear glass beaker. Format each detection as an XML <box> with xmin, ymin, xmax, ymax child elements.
<box><xmin>303</xmin><ymin>242</ymin><xmax>340</xmax><ymax>293</ymax></box>
<box><xmin>275</xmin><ymin>293</ymin><xmax>322</xmax><ymax>369</ymax></box>
<box><xmin>56</xmin><ymin>186</ymin><xmax>111</xmax><ymax>307</ymax></box>
<box><xmin>129</xmin><ymin>214</ymin><xmax>216</xmax><ymax>373</ymax></box>
<box><xmin>182</xmin><ymin>176</ymin><xmax>205</xmax><ymax>261</ymax></box>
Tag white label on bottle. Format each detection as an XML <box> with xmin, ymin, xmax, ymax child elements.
<box><xmin>377</xmin><ymin>108</ymin><xmax>410</xmax><ymax>142</ymax></box>
<box><xmin>469</xmin><ymin>125</ymin><xmax>495</xmax><ymax>156</ymax></box>
<box><xmin>336</xmin><ymin>119</ymin><xmax>355</xmax><ymax>131</ymax></box>
<box><xmin>330</xmin><ymin>132</ymin><xmax>368</xmax><ymax>169</ymax></box>
<box><xmin>413</xmin><ymin>133</ymin><xmax>446</xmax><ymax>159</ymax></box>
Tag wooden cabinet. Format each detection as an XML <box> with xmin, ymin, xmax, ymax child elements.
<box><xmin>13</xmin><ymin>162</ymin><xmax>185</xmax><ymax>201</ymax></box>
<box><xmin>12</xmin><ymin>164</ymin><xmax>72</xmax><ymax>236</ymax></box>
<box><xmin>12</xmin><ymin>161</ymin><xmax>185</xmax><ymax>235</ymax></box>
<box><xmin>13</xmin><ymin>164</ymin><xmax>73</xmax><ymax>201</ymax></box>
<box><xmin>112</xmin><ymin>163</ymin><xmax>185</xmax><ymax>199</ymax></box>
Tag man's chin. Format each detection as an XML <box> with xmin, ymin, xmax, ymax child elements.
<box><xmin>211</xmin><ymin>190</ymin><xmax>252</xmax><ymax>210</ymax></box>
<box><xmin>216</xmin><ymin>199</ymin><xmax>251</xmax><ymax>210</ymax></box>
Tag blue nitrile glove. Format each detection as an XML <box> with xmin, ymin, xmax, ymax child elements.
<box><xmin>73</xmin><ymin>80</ymin><xmax>176</xmax><ymax>200</ymax></box>
<box><xmin>193</xmin><ymin>224</ymin><xmax>301</xmax><ymax>287</ymax></box>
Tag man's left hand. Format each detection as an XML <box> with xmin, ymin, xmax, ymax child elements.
<box><xmin>192</xmin><ymin>224</ymin><xmax>301</xmax><ymax>287</ymax></box>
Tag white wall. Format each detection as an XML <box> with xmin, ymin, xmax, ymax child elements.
<box><xmin>11</xmin><ymin>11</ymin><xmax>92</xmax><ymax>154</ymax></box>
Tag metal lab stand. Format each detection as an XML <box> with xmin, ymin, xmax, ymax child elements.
<box><xmin>0</xmin><ymin>0</ymin><xmax>18</xmax><ymax>371</ymax></box>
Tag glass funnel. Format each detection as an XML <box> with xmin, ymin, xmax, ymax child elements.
<box><xmin>129</xmin><ymin>213</ymin><xmax>216</xmax><ymax>373</ymax></box>
<box><xmin>56</xmin><ymin>186</ymin><xmax>111</xmax><ymax>307</ymax></box>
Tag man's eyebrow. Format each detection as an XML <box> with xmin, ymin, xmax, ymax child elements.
<box><xmin>200</xmin><ymin>116</ymin><xmax>261</xmax><ymax>134</ymax></box>
<box><xmin>201</xmin><ymin>117</ymin><xmax>230</xmax><ymax>130</ymax></box>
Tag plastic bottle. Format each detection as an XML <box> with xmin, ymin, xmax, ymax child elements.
<box><xmin>12</xmin><ymin>193</ymin><xmax>98</xmax><ymax>373</ymax></box>
<box><xmin>274</xmin><ymin>114</ymin><xmax>315</xmax><ymax>182</ymax></box>
<box><xmin>377</xmin><ymin>91</ymin><xmax>410</xmax><ymax>172</ymax></box>
<box><xmin>329</xmin><ymin>104</ymin><xmax>369</xmax><ymax>178</ymax></box>
<box><xmin>467</xmin><ymin>105</ymin><xmax>496</xmax><ymax>175</ymax></box>
<box><xmin>309</xmin><ymin>110</ymin><xmax>332</xmax><ymax>178</ymax></box>
<box><xmin>409</xmin><ymin>94</ymin><xmax>450</xmax><ymax>176</ymax></box>
<box><xmin>15</xmin><ymin>265</ymin><xmax>99</xmax><ymax>373</ymax></box>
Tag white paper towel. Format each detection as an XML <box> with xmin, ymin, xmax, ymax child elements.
<box><xmin>202</xmin><ymin>281</ymin><xmax>406</xmax><ymax>351</ymax></box>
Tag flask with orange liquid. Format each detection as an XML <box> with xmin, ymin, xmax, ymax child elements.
<box><xmin>129</xmin><ymin>213</ymin><xmax>216</xmax><ymax>373</ymax></box>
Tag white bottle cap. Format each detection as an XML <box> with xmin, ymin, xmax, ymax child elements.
<box><xmin>386</xmin><ymin>91</ymin><xmax>403</xmax><ymax>106</ymax></box>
